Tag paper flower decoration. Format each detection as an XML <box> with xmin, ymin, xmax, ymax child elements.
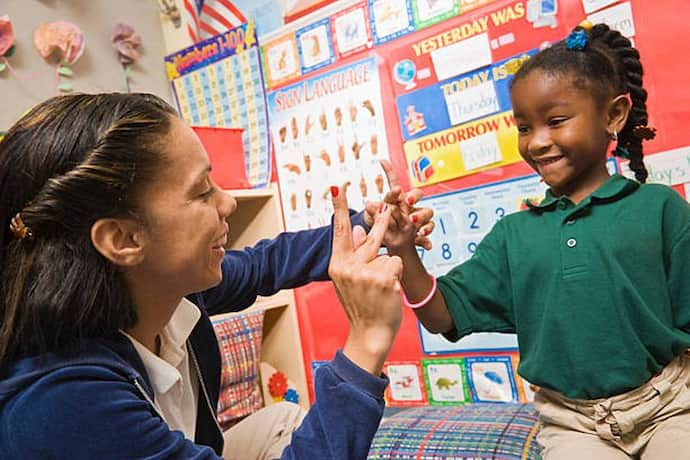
<box><xmin>34</xmin><ymin>21</ymin><xmax>85</xmax><ymax>65</ymax></box>
<box><xmin>0</xmin><ymin>15</ymin><xmax>14</xmax><ymax>56</ymax></box>
<box><xmin>34</xmin><ymin>21</ymin><xmax>85</xmax><ymax>93</ymax></box>
<box><xmin>112</xmin><ymin>23</ymin><xmax>142</xmax><ymax>93</ymax></box>
<box><xmin>112</xmin><ymin>23</ymin><xmax>142</xmax><ymax>65</ymax></box>
<box><xmin>0</xmin><ymin>15</ymin><xmax>16</xmax><ymax>74</ymax></box>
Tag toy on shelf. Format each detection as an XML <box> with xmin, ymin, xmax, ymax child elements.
<box><xmin>261</xmin><ymin>362</ymin><xmax>300</xmax><ymax>405</ymax></box>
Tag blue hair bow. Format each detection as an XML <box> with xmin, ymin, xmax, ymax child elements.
<box><xmin>566</xmin><ymin>30</ymin><xmax>588</xmax><ymax>50</ymax></box>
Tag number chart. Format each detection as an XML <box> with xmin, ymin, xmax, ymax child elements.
<box><xmin>165</xmin><ymin>22</ymin><xmax>271</xmax><ymax>188</ymax></box>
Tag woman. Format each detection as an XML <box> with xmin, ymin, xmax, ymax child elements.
<box><xmin>0</xmin><ymin>93</ymin><xmax>428</xmax><ymax>459</ymax></box>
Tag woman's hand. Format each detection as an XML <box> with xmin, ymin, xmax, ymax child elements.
<box><xmin>328</xmin><ymin>184</ymin><xmax>403</xmax><ymax>376</ymax></box>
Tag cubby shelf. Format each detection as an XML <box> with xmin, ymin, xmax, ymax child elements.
<box><xmin>213</xmin><ymin>184</ymin><xmax>309</xmax><ymax>409</ymax></box>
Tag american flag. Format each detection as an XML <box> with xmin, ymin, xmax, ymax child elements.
<box><xmin>182</xmin><ymin>0</ymin><xmax>247</xmax><ymax>43</ymax></box>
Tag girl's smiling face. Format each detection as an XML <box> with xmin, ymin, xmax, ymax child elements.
<box><xmin>511</xmin><ymin>69</ymin><xmax>622</xmax><ymax>203</ymax></box>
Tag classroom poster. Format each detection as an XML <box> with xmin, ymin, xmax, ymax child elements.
<box><xmin>369</xmin><ymin>0</ymin><xmax>416</xmax><ymax>45</ymax></box>
<box><xmin>331</xmin><ymin>2</ymin><xmax>374</xmax><ymax>59</ymax></box>
<box><xmin>422</xmin><ymin>357</ymin><xmax>472</xmax><ymax>405</ymax></box>
<box><xmin>411</xmin><ymin>0</ymin><xmax>461</xmax><ymax>30</ymax></box>
<box><xmin>388</xmin><ymin>0</ymin><xmax>566</xmax><ymax>97</ymax></box>
<box><xmin>620</xmin><ymin>145</ymin><xmax>690</xmax><ymax>188</ymax></box>
<box><xmin>384</xmin><ymin>362</ymin><xmax>428</xmax><ymax>406</ymax></box>
<box><xmin>165</xmin><ymin>22</ymin><xmax>271</xmax><ymax>188</ymax></box>
<box><xmin>296</xmin><ymin>18</ymin><xmax>336</xmax><ymax>74</ymax></box>
<box><xmin>267</xmin><ymin>56</ymin><xmax>391</xmax><ymax>231</ymax></box>
<box><xmin>404</xmin><ymin>110</ymin><xmax>523</xmax><ymax>186</ymax></box>
<box><xmin>465</xmin><ymin>355</ymin><xmax>519</xmax><ymax>402</ymax></box>
<box><xmin>262</xmin><ymin>32</ymin><xmax>302</xmax><ymax>88</ymax></box>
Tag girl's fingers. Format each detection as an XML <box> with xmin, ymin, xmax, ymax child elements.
<box><xmin>388</xmin><ymin>202</ymin><xmax>408</xmax><ymax>228</ymax></box>
<box><xmin>410</xmin><ymin>208</ymin><xmax>434</xmax><ymax>228</ymax></box>
<box><xmin>382</xmin><ymin>186</ymin><xmax>402</xmax><ymax>206</ymax></box>
<box><xmin>357</xmin><ymin>203</ymin><xmax>391</xmax><ymax>260</ymax></box>
<box><xmin>416</xmin><ymin>221</ymin><xmax>435</xmax><ymax>238</ymax></box>
<box><xmin>404</xmin><ymin>189</ymin><xmax>424</xmax><ymax>208</ymax></box>
<box><xmin>380</xmin><ymin>159</ymin><xmax>401</xmax><ymax>192</ymax></box>
<box><xmin>414</xmin><ymin>235</ymin><xmax>433</xmax><ymax>251</ymax></box>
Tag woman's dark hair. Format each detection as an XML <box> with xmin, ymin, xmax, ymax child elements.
<box><xmin>511</xmin><ymin>23</ymin><xmax>650</xmax><ymax>183</ymax></box>
<box><xmin>0</xmin><ymin>93</ymin><xmax>177</xmax><ymax>368</ymax></box>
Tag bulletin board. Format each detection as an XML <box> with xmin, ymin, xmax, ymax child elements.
<box><xmin>261</xmin><ymin>0</ymin><xmax>690</xmax><ymax>405</ymax></box>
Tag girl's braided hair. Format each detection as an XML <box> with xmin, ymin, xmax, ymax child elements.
<box><xmin>512</xmin><ymin>22</ymin><xmax>653</xmax><ymax>182</ymax></box>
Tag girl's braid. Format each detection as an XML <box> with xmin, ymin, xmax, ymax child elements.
<box><xmin>590</xmin><ymin>24</ymin><xmax>651</xmax><ymax>183</ymax></box>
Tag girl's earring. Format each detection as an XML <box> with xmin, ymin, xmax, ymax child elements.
<box><xmin>611</xmin><ymin>129</ymin><xmax>631</xmax><ymax>159</ymax></box>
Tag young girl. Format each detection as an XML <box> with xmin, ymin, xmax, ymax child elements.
<box><xmin>0</xmin><ymin>93</ymin><xmax>432</xmax><ymax>459</ymax></box>
<box><xmin>389</xmin><ymin>22</ymin><xmax>690</xmax><ymax>459</ymax></box>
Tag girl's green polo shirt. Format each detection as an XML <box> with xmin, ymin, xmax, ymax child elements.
<box><xmin>438</xmin><ymin>174</ymin><xmax>690</xmax><ymax>399</ymax></box>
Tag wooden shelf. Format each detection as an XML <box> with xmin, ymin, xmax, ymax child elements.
<box><xmin>224</xmin><ymin>183</ymin><xmax>285</xmax><ymax>250</ymax></box>
<box><xmin>213</xmin><ymin>183</ymin><xmax>309</xmax><ymax>409</ymax></box>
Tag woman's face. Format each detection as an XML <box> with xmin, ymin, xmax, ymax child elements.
<box><xmin>135</xmin><ymin>116</ymin><xmax>237</xmax><ymax>297</ymax></box>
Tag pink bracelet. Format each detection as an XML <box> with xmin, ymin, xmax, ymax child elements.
<box><xmin>401</xmin><ymin>275</ymin><xmax>437</xmax><ymax>309</ymax></box>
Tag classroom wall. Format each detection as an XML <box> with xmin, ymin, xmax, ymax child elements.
<box><xmin>1</xmin><ymin>0</ymin><xmax>172</xmax><ymax>129</ymax></box>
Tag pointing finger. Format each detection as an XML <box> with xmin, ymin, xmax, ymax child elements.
<box><xmin>380</xmin><ymin>159</ymin><xmax>401</xmax><ymax>192</ymax></box>
<box><xmin>356</xmin><ymin>203</ymin><xmax>391</xmax><ymax>260</ymax></box>
<box><xmin>330</xmin><ymin>184</ymin><xmax>353</xmax><ymax>259</ymax></box>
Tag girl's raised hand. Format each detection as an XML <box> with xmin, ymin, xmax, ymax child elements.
<box><xmin>364</xmin><ymin>160</ymin><xmax>434</xmax><ymax>251</ymax></box>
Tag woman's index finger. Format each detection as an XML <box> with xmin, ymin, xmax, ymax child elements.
<box><xmin>330</xmin><ymin>185</ymin><xmax>353</xmax><ymax>257</ymax></box>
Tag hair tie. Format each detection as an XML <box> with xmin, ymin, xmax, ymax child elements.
<box><xmin>633</xmin><ymin>125</ymin><xmax>657</xmax><ymax>141</ymax></box>
<box><xmin>565</xmin><ymin>20</ymin><xmax>593</xmax><ymax>51</ymax></box>
<box><xmin>9</xmin><ymin>213</ymin><xmax>33</xmax><ymax>241</ymax></box>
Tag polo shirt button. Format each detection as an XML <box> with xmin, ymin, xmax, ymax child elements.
<box><xmin>566</xmin><ymin>219</ymin><xmax>575</xmax><ymax>225</ymax></box>
<box><xmin>566</xmin><ymin>238</ymin><xmax>577</xmax><ymax>248</ymax></box>
<box><xmin>558</xmin><ymin>202</ymin><xmax>567</xmax><ymax>209</ymax></box>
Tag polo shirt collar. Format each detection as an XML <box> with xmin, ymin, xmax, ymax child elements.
<box><xmin>525</xmin><ymin>174</ymin><xmax>638</xmax><ymax>211</ymax></box>
<box><xmin>123</xmin><ymin>298</ymin><xmax>200</xmax><ymax>395</ymax></box>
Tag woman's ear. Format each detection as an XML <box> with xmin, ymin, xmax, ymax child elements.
<box><xmin>607</xmin><ymin>94</ymin><xmax>632</xmax><ymax>135</ymax></box>
<box><xmin>91</xmin><ymin>218</ymin><xmax>146</xmax><ymax>266</ymax></box>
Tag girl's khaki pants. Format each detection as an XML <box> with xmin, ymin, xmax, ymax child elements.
<box><xmin>535</xmin><ymin>353</ymin><xmax>690</xmax><ymax>459</ymax></box>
